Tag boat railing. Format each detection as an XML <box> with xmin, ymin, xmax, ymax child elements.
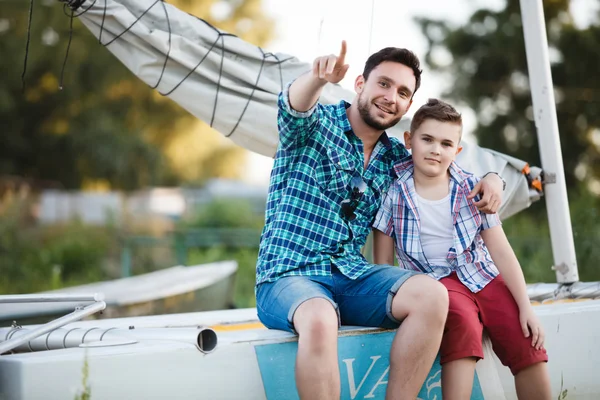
<box><xmin>0</xmin><ymin>293</ymin><xmax>106</xmax><ymax>355</ymax></box>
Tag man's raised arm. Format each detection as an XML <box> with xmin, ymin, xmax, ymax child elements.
<box><xmin>288</xmin><ymin>41</ymin><xmax>350</xmax><ymax>112</ymax></box>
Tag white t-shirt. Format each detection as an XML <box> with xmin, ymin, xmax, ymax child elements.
<box><xmin>415</xmin><ymin>193</ymin><xmax>454</xmax><ymax>268</ymax></box>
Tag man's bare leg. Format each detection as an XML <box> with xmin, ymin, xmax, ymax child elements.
<box><xmin>386</xmin><ymin>275</ymin><xmax>449</xmax><ymax>400</ymax></box>
<box><xmin>293</xmin><ymin>298</ymin><xmax>340</xmax><ymax>400</ymax></box>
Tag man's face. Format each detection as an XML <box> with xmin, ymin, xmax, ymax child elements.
<box><xmin>404</xmin><ymin>120</ymin><xmax>462</xmax><ymax>178</ymax></box>
<box><xmin>355</xmin><ymin>61</ymin><xmax>416</xmax><ymax>131</ymax></box>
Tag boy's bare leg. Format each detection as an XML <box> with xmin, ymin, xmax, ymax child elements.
<box><xmin>386</xmin><ymin>275</ymin><xmax>449</xmax><ymax>400</ymax></box>
<box><xmin>293</xmin><ymin>298</ymin><xmax>340</xmax><ymax>400</ymax></box>
<box><xmin>515</xmin><ymin>362</ymin><xmax>552</xmax><ymax>400</ymax></box>
<box><xmin>441</xmin><ymin>358</ymin><xmax>477</xmax><ymax>400</ymax></box>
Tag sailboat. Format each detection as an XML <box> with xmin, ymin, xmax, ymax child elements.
<box><xmin>1</xmin><ymin>0</ymin><xmax>599</xmax><ymax>399</ymax></box>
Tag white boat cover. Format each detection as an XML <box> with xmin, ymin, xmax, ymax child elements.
<box><xmin>0</xmin><ymin>261</ymin><xmax>237</xmax><ymax>321</ymax></box>
<box><xmin>64</xmin><ymin>0</ymin><xmax>542</xmax><ymax>219</ymax></box>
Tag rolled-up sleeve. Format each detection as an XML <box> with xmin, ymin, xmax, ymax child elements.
<box><xmin>481</xmin><ymin>211</ymin><xmax>502</xmax><ymax>230</ymax></box>
<box><xmin>373</xmin><ymin>189</ymin><xmax>396</xmax><ymax>237</ymax></box>
<box><xmin>278</xmin><ymin>81</ymin><xmax>322</xmax><ymax>150</ymax></box>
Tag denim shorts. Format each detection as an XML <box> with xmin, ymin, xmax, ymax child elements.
<box><xmin>256</xmin><ymin>265</ymin><xmax>420</xmax><ymax>333</ymax></box>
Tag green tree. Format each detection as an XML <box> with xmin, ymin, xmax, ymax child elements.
<box><xmin>0</xmin><ymin>0</ymin><xmax>273</xmax><ymax>190</ymax></box>
<box><xmin>416</xmin><ymin>0</ymin><xmax>600</xmax><ymax>192</ymax></box>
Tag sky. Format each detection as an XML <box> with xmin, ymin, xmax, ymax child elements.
<box><xmin>241</xmin><ymin>0</ymin><xmax>599</xmax><ymax>186</ymax></box>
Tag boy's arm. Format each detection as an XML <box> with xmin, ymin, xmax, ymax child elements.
<box><xmin>481</xmin><ymin>226</ymin><xmax>545</xmax><ymax>349</ymax></box>
<box><xmin>372</xmin><ymin>184</ymin><xmax>397</xmax><ymax>266</ymax></box>
<box><xmin>481</xmin><ymin>226</ymin><xmax>529</xmax><ymax>307</ymax></box>
<box><xmin>373</xmin><ymin>230</ymin><xmax>395</xmax><ymax>265</ymax></box>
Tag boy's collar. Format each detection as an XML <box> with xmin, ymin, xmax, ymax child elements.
<box><xmin>392</xmin><ymin>155</ymin><xmax>414</xmax><ymax>182</ymax></box>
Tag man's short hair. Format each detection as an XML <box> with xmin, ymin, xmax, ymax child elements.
<box><xmin>410</xmin><ymin>98</ymin><xmax>463</xmax><ymax>135</ymax></box>
<box><xmin>362</xmin><ymin>48</ymin><xmax>422</xmax><ymax>95</ymax></box>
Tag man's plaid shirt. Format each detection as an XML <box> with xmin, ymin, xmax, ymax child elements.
<box><xmin>255</xmin><ymin>84</ymin><xmax>409</xmax><ymax>285</ymax></box>
<box><xmin>373</xmin><ymin>157</ymin><xmax>502</xmax><ymax>292</ymax></box>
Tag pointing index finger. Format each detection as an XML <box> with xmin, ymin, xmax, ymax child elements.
<box><xmin>338</xmin><ymin>40</ymin><xmax>347</xmax><ymax>65</ymax></box>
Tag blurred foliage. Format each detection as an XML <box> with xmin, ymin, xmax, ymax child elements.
<box><xmin>188</xmin><ymin>246</ymin><xmax>259</xmax><ymax>308</ymax></box>
<box><xmin>0</xmin><ymin>200</ymin><xmax>115</xmax><ymax>294</ymax></box>
<box><xmin>2</xmin><ymin>0</ymin><xmax>599</xmax><ymax>319</ymax></box>
<box><xmin>504</xmin><ymin>186</ymin><xmax>600</xmax><ymax>283</ymax></box>
<box><xmin>414</xmin><ymin>0</ymin><xmax>600</xmax><ymax>288</ymax></box>
<box><xmin>1</xmin><ymin>192</ymin><xmax>599</xmax><ymax>308</ymax></box>
<box><xmin>180</xmin><ymin>198</ymin><xmax>263</xmax><ymax>307</ymax></box>
<box><xmin>182</xmin><ymin>198</ymin><xmax>266</xmax><ymax>229</ymax></box>
<box><xmin>0</xmin><ymin>0</ymin><xmax>273</xmax><ymax>189</ymax></box>
<box><xmin>416</xmin><ymin>0</ymin><xmax>600</xmax><ymax>194</ymax></box>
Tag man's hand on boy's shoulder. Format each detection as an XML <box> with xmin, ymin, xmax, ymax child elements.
<box><xmin>467</xmin><ymin>173</ymin><xmax>504</xmax><ymax>214</ymax></box>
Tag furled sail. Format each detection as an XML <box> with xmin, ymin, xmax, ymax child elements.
<box><xmin>59</xmin><ymin>0</ymin><xmax>542</xmax><ymax>219</ymax></box>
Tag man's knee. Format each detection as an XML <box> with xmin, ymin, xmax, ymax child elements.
<box><xmin>293</xmin><ymin>297</ymin><xmax>339</xmax><ymax>341</ymax></box>
<box><xmin>421</xmin><ymin>277</ymin><xmax>449</xmax><ymax>315</ymax></box>
<box><xmin>392</xmin><ymin>275</ymin><xmax>448</xmax><ymax>321</ymax></box>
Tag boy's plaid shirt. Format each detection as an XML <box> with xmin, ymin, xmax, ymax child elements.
<box><xmin>255</xmin><ymin>84</ymin><xmax>409</xmax><ymax>285</ymax></box>
<box><xmin>373</xmin><ymin>157</ymin><xmax>502</xmax><ymax>293</ymax></box>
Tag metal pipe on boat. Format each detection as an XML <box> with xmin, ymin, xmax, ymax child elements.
<box><xmin>0</xmin><ymin>293</ymin><xmax>105</xmax><ymax>303</ymax></box>
<box><xmin>112</xmin><ymin>327</ymin><xmax>218</xmax><ymax>353</ymax></box>
<box><xmin>0</xmin><ymin>326</ymin><xmax>217</xmax><ymax>354</ymax></box>
<box><xmin>0</xmin><ymin>301</ymin><xmax>106</xmax><ymax>355</ymax></box>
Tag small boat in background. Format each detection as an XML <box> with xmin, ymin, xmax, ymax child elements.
<box><xmin>0</xmin><ymin>261</ymin><xmax>238</xmax><ymax>324</ymax></box>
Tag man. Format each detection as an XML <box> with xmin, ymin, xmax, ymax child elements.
<box><xmin>255</xmin><ymin>41</ymin><xmax>505</xmax><ymax>399</ymax></box>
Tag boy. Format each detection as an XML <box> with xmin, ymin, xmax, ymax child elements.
<box><xmin>373</xmin><ymin>98</ymin><xmax>551</xmax><ymax>399</ymax></box>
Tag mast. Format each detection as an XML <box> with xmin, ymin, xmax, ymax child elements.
<box><xmin>519</xmin><ymin>0</ymin><xmax>579</xmax><ymax>283</ymax></box>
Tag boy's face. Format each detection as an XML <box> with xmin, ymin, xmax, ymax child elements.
<box><xmin>354</xmin><ymin>61</ymin><xmax>415</xmax><ymax>131</ymax></box>
<box><xmin>404</xmin><ymin>119</ymin><xmax>463</xmax><ymax>178</ymax></box>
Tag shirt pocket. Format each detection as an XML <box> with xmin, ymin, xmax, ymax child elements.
<box><xmin>314</xmin><ymin>147</ymin><xmax>356</xmax><ymax>195</ymax></box>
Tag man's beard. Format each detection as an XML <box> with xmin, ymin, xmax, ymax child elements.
<box><xmin>357</xmin><ymin>95</ymin><xmax>402</xmax><ymax>131</ymax></box>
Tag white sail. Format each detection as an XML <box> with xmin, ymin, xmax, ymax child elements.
<box><xmin>64</xmin><ymin>0</ymin><xmax>541</xmax><ymax>219</ymax></box>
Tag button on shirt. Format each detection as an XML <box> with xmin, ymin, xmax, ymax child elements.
<box><xmin>373</xmin><ymin>157</ymin><xmax>502</xmax><ymax>292</ymax></box>
<box><xmin>255</xmin><ymin>83</ymin><xmax>409</xmax><ymax>285</ymax></box>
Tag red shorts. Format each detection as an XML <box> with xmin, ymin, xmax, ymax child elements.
<box><xmin>439</xmin><ymin>273</ymin><xmax>548</xmax><ymax>375</ymax></box>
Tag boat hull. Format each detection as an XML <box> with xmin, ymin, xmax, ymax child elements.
<box><xmin>1</xmin><ymin>300</ymin><xmax>599</xmax><ymax>399</ymax></box>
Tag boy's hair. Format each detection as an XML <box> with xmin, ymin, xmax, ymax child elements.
<box><xmin>410</xmin><ymin>98</ymin><xmax>463</xmax><ymax>136</ymax></box>
<box><xmin>363</xmin><ymin>48</ymin><xmax>422</xmax><ymax>96</ymax></box>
